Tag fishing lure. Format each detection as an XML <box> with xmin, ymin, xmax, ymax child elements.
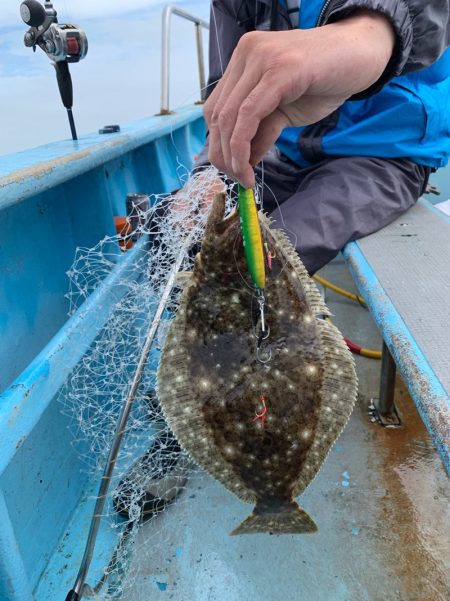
<box><xmin>238</xmin><ymin>185</ymin><xmax>271</xmax><ymax>364</ymax></box>
<box><xmin>237</xmin><ymin>185</ymin><xmax>266</xmax><ymax>290</ymax></box>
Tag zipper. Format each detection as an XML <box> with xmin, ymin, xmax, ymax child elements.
<box><xmin>317</xmin><ymin>0</ymin><xmax>333</xmax><ymax>26</ymax></box>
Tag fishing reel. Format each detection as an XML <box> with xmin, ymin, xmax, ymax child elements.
<box><xmin>20</xmin><ymin>1</ymin><xmax>88</xmax><ymax>139</ymax></box>
<box><xmin>21</xmin><ymin>0</ymin><xmax>88</xmax><ymax>62</ymax></box>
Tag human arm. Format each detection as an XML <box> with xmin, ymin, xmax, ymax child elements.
<box><xmin>204</xmin><ymin>0</ymin><xmax>450</xmax><ymax>187</ymax></box>
<box><xmin>323</xmin><ymin>0</ymin><xmax>450</xmax><ymax>83</ymax></box>
<box><xmin>204</xmin><ymin>10</ymin><xmax>395</xmax><ymax>187</ymax></box>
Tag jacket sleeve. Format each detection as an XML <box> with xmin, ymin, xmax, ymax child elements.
<box><xmin>323</xmin><ymin>1</ymin><xmax>450</xmax><ymax>97</ymax></box>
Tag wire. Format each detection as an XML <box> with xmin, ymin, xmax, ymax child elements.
<box><xmin>344</xmin><ymin>337</ymin><xmax>382</xmax><ymax>360</ymax></box>
<box><xmin>320</xmin><ymin>287</ymin><xmax>382</xmax><ymax>359</ymax></box>
<box><xmin>313</xmin><ymin>274</ymin><xmax>366</xmax><ymax>307</ymax></box>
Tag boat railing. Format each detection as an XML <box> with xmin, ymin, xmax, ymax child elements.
<box><xmin>160</xmin><ymin>4</ymin><xmax>209</xmax><ymax>115</ymax></box>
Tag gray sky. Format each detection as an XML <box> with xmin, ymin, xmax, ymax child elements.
<box><xmin>0</xmin><ymin>1</ymin><xmax>210</xmax><ymax>155</ymax></box>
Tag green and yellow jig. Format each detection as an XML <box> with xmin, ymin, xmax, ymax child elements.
<box><xmin>237</xmin><ymin>184</ymin><xmax>272</xmax><ymax>370</ymax></box>
<box><xmin>237</xmin><ymin>184</ymin><xmax>266</xmax><ymax>290</ymax></box>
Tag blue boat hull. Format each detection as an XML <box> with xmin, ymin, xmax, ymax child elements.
<box><xmin>0</xmin><ymin>106</ymin><xmax>205</xmax><ymax>600</ymax></box>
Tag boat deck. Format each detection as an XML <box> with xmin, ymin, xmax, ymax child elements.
<box><xmin>32</xmin><ymin>256</ymin><xmax>450</xmax><ymax>601</ymax></box>
<box><xmin>117</xmin><ymin>258</ymin><xmax>449</xmax><ymax>601</ymax></box>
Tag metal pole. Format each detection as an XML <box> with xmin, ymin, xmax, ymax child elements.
<box><xmin>160</xmin><ymin>5</ymin><xmax>172</xmax><ymax>115</ymax></box>
<box><xmin>159</xmin><ymin>4</ymin><xmax>209</xmax><ymax>114</ymax></box>
<box><xmin>378</xmin><ymin>341</ymin><xmax>397</xmax><ymax>416</ymax></box>
<box><xmin>65</xmin><ymin>241</ymin><xmax>190</xmax><ymax>601</ymax></box>
<box><xmin>195</xmin><ymin>22</ymin><xmax>206</xmax><ymax>102</ymax></box>
<box><xmin>67</xmin><ymin>108</ymin><xmax>77</xmax><ymax>140</ymax></box>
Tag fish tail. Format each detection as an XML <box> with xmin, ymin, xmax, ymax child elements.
<box><xmin>230</xmin><ymin>502</ymin><xmax>318</xmax><ymax>536</ymax></box>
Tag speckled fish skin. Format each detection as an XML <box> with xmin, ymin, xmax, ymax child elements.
<box><xmin>157</xmin><ymin>193</ymin><xmax>358</xmax><ymax>535</ymax></box>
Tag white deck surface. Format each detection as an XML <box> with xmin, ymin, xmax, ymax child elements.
<box><xmin>120</xmin><ymin>258</ymin><xmax>450</xmax><ymax>601</ymax></box>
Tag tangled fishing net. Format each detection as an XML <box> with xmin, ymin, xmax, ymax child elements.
<box><xmin>60</xmin><ymin>166</ymin><xmax>239</xmax><ymax>599</ymax></box>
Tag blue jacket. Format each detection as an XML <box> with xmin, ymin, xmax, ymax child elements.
<box><xmin>205</xmin><ymin>0</ymin><xmax>450</xmax><ymax>169</ymax></box>
<box><xmin>276</xmin><ymin>1</ymin><xmax>450</xmax><ymax>169</ymax></box>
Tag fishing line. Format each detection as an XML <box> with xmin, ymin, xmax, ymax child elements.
<box><xmin>210</xmin><ymin>0</ymin><xmax>225</xmax><ymax>78</ymax></box>
<box><xmin>62</xmin><ymin>0</ymin><xmax>72</xmax><ymax>23</ymax></box>
<box><xmin>259</xmin><ymin>160</ymin><xmax>265</xmax><ymax>212</ymax></box>
<box><xmin>254</xmin><ymin>173</ymin><xmax>299</xmax><ymax>250</ymax></box>
<box><xmin>166</xmin><ymin>0</ymin><xmax>241</xmax><ymax>163</ymax></box>
<box><xmin>166</xmin><ymin>0</ymin><xmax>295</xmax><ymax>251</ymax></box>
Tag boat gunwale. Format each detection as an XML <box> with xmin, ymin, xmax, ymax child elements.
<box><xmin>344</xmin><ymin>202</ymin><xmax>450</xmax><ymax>475</ymax></box>
<box><xmin>0</xmin><ymin>105</ymin><xmax>203</xmax><ymax>211</ymax></box>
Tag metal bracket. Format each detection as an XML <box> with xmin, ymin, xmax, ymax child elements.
<box><xmin>369</xmin><ymin>342</ymin><xmax>402</xmax><ymax>428</ymax></box>
<box><xmin>369</xmin><ymin>398</ymin><xmax>402</xmax><ymax>428</ymax></box>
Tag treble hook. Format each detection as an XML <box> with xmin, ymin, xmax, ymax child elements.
<box><xmin>257</xmin><ymin>346</ymin><xmax>272</xmax><ymax>364</ymax></box>
<box><xmin>252</xmin><ymin>395</ymin><xmax>267</xmax><ymax>429</ymax></box>
<box><xmin>254</xmin><ymin>289</ymin><xmax>269</xmax><ymax>339</ymax></box>
<box><xmin>264</xmin><ymin>242</ymin><xmax>276</xmax><ymax>271</ymax></box>
<box><xmin>254</xmin><ymin>289</ymin><xmax>271</xmax><ymax>363</ymax></box>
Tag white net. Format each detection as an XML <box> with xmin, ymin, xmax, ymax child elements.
<box><xmin>60</xmin><ymin>167</ymin><xmax>237</xmax><ymax>599</ymax></box>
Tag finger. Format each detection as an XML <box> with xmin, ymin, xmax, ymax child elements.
<box><xmin>204</xmin><ymin>62</ymin><xmax>244</xmax><ymax>173</ymax></box>
<box><xmin>206</xmin><ymin>63</ymin><xmax>251</xmax><ymax>174</ymax></box>
<box><xmin>233</xmin><ymin>160</ymin><xmax>255</xmax><ymax>189</ymax></box>
<box><xmin>207</xmin><ymin>117</ymin><xmax>227</xmax><ymax>173</ymax></box>
<box><xmin>229</xmin><ymin>75</ymin><xmax>284</xmax><ymax>185</ymax></box>
<box><xmin>203</xmin><ymin>67</ymin><xmax>230</xmax><ymax>127</ymax></box>
<box><xmin>203</xmin><ymin>45</ymin><xmax>244</xmax><ymax>128</ymax></box>
<box><xmin>249</xmin><ymin>109</ymin><xmax>290</xmax><ymax>166</ymax></box>
<box><xmin>216</xmin><ymin>66</ymin><xmax>262</xmax><ymax>174</ymax></box>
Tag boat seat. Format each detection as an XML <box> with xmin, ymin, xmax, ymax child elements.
<box><xmin>343</xmin><ymin>198</ymin><xmax>450</xmax><ymax>475</ymax></box>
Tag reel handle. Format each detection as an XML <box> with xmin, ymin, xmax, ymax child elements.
<box><xmin>20</xmin><ymin>0</ymin><xmax>47</xmax><ymax>28</ymax></box>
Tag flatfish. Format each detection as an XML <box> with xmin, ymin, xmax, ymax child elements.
<box><xmin>157</xmin><ymin>193</ymin><xmax>357</xmax><ymax>534</ymax></box>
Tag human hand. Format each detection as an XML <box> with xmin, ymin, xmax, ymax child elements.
<box><xmin>204</xmin><ymin>10</ymin><xmax>395</xmax><ymax>188</ymax></box>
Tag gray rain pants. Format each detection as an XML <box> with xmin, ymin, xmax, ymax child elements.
<box><xmin>254</xmin><ymin>149</ymin><xmax>430</xmax><ymax>274</ymax></box>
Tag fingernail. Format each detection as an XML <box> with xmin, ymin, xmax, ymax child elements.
<box><xmin>243</xmin><ymin>173</ymin><xmax>255</xmax><ymax>189</ymax></box>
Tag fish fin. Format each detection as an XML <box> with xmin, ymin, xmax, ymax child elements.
<box><xmin>174</xmin><ymin>271</ymin><xmax>193</xmax><ymax>288</ymax></box>
<box><xmin>293</xmin><ymin>317</ymin><xmax>358</xmax><ymax>496</ymax></box>
<box><xmin>259</xmin><ymin>212</ymin><xmax>330</xmax><ymax>317</ymax></box>
<box><xmin>230</xmin><ymin>503</ymin><xmax>318</xmax><ymax>536</ymax></box>
<box><xmin>206</xmin><ymin>189</ymin><xmax>240</xmax><ymax>234</ymax></box>
<box><xmin>202</xmin><ymin>192</ymin><xmax>227</xmax><ymax>242</ymax></box>
<box><xmin>198</xmin><ymin>194</ymin><xmax>241</xmax><ymax>275</ymax></box>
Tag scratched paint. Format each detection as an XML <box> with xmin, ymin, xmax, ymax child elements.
<box><xmin>156</xmin><ymin>581</ymin><xmax>168</xmax><ymax>591</ymax></box>
<box><xmin>0</xmin><ymin>106</ymin><xmax>204</xmax><ymax>210</ymax></box>
<box><xmin>369</xmin><ymin>378</ymin><xmax>450</xmax><ymax>600</ymax></box>
<box><xmin>344</xmin><ymin>211</ymin><xmax>450</xmax><ymax>476</ymax></box>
